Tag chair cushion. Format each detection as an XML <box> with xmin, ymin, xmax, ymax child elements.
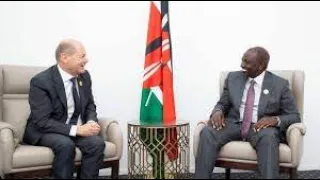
<box><xmin>218</xmin><ymin>141</ymin><xmax>291</xmax><ymax>163</ymax></box>
<box><xmin>3</xmin><ymin>95</ymin><xmax>29</xmax><ymax>142</ymax></box>
<box><xmin>1</xmin><ymin>65</ymin><xmax>46</xmax><ymax>94</ymax></box>
<box><xmin>0</xmin><ymin>65</ymin><xmax>46</xmax><ymax>142</ymax></box>
<box><xmin>12</xmin><ymin>145</ymin><xmax>54</xmax><ymax>168</ymax></box>
<box><xmin>12</xmin><ymin>142</ymin><xmax>116</xmax><ymax>169</ymax></box>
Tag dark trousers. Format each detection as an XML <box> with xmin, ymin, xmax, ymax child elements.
<box><xmin>37</xmin><ymin>133</ymin><xmax>105</xmax><ymax>179</ymax></box>
<box><xmin>195</xmin><ymin>122</ymin><xmax>281</xmax><ymax>179</ymax></box>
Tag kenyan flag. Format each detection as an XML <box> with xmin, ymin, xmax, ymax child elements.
<box><xmin>140</xmin><ymin>1</ymin><xmax>178</xmax><ymax>178</ymax></box>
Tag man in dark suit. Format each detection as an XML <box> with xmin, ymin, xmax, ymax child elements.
<box><xmin>195</xmin><ymin>47</ymin><xmax>301</xmax><ymax>179</ymax></box>
<box><xmin>23</xmin><ymin>39</ymin><xmax>105</xmax><ymax>179</ymax></box>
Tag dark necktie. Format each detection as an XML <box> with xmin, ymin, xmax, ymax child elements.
<box><xmin>241</xmin><ymin>80</ymin><xmax>255</xmax><ymax>139</ymax></box>
<box><xmin>69</xmin><ymin>77</ymin><xmax>81</xmax><ymax>125</ymax></box>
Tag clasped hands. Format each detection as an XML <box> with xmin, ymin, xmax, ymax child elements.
<box><xmin>76</xmin><ymin>121</ymin><xmax>101</xmax><ymax>137</ymax></box>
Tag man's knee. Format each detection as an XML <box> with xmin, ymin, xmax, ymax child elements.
<box><xmin>257</xmin><ymin>128</ymin><xmax>280</xmax><ymax>144</ymax></box>
<box><xmin>87</xmin><ymin>136</ymin><xmax>106</xmax><ymax>152</ymax></box>
<box><xmin>54</xmin><ymin>137</ymin><xmax>75</xmax><ymax>154</ymax></box>
<box><xmin>200</xmin><ymin>126</ymin><xmax>209</xmax><ymax>135</ymax></box>
<box><xmin>200</xmin><ymin>126</ymin><xmax>214</xmax><ymax>138</ymax></box>
<box><xmin>200</xmin><ymin>126</ymin><xmax>224</xmax><ymax>145</ymax></box>
<box><xmin>95</xmin><ymin>136</ymin><xmax>106</xmax><ymax>151</ymax></box>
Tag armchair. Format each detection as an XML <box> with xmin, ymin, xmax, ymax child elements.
<box><xmin>0</xmin><ymin>65</ymin><xmax>123</xmax><ymax>179</ymax></box>
<box><xmin>193</xmin><ymin>70</ymin><xmax>306</xmax><ymax>179</ymax></box>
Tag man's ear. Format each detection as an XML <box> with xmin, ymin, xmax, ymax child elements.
<box><xmin>259</xmin><ymin>65</ymin><xmax>264</xmax><ymax>71</ymax></box>
<box><xmin>60</xmin><ymin>53</ymin><xmax>68</xmax><ymax>64</ymax></box>
<box><xmin>258</xmin><ymin>61</ymin><xmax>266</xmax><ymax>71</ymax></box>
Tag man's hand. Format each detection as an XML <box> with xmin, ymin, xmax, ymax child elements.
<box><xmin>254</xmin><ymin>116</ymin><xmax>278</xmax><ymax>132</ymax></box>
<box><xmin>76</xmin><ymin>122</ymin><xmax>100</xmax><ymax>137</ymax></box>
<box><xmin>208</xmin><ymin>110</ymin><xmax>225</xmax><ymax>130</ymax></box>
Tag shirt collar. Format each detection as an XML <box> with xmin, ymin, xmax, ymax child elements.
<box><xmin>248</xmin><ymin>71</ymin><xmax>266</xmax><ymax>88</ymax></box>
<box><xmin>57</xmin><ymin>64</ymin><xmax>75</xmax><ymax>83</ymax></box>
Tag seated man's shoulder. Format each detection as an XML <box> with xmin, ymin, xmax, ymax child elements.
<box><xmin>31</xmin><ymin>66</ymin><xmax>55</xmax><ymax>85</ymax></box>
<box><xmin>229</xmin><ymin>71</ymin><xmax>243</xmax><ymax>75</ymax></box>
<box><xmin>227</xmin><ymin>71</ymin><xmax>244</xmax><ymax>79</ymax></box>
<box><xmin>268</xmin><ymin>71</ymin><xmax>288</xmax><ymax>84</ymax></box>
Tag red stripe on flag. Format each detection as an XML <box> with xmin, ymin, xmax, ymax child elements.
<box><xmin>143</xmin><ymin>47</ymin><xmax>162</xmax><ymax>88</ymax></box>
<box><xmin>144</xmin><ymin>47</ymin><xmax>161</xmax><ymax>69</ymax></box>
<box><xmin>146</xmin><ymin>2</ymin><xmax>161</xmax><ymax>45</ymax></box>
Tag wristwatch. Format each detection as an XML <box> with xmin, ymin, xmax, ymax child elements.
<box><xmin>274</xmin><ymin>116</ymin><xmax>281</xmax><ymax>126</ymax></box>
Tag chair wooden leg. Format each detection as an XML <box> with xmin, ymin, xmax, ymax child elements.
<box><xmin>111</xmin><ymin>160</ymin><xmax>119</xmax><ymax>179</ymax></box>
<box><xmin>3</xmin><ymin>174</ymin><xmax>13</xmax><ymax>179</ymax></box>
<box><xmin>225</xmin><ymin>168</ymin><xmax>231</xmax><ymax>179</ymax></box>
<box><xmin>289</xmin><ymin>168</ymin><xmax>297</xmax><ymax>179</ymax></box>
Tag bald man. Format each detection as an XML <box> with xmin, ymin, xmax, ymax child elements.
<box><xmin>23</xmin><ymin>39</ymin><xmax>105</xmax><ymax>179</ymax></box>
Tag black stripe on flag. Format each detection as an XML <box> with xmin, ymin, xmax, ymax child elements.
<box><xmin>145</xmin><ymin>37</ymin><xmax>162</xmax><ymax>55</ymax></box>
<box><xmin>161</xmin><ymin>1</ymin><xmax>169</xmax><ymax>32</ymax></box>
<box><xmin>161</xmin><ymin>1</ymin><xmax>173</xmax><ymax>73</ymax></box>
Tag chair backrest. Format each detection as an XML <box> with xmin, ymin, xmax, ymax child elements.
<box><xmin>0</xmin><ymin>65</ymin><xmax>47</xmax><ymax>142</ymax></box>
<box><xmin>220</xmin><ymin>70</ymin><xmax>305</xmax><ymax>118</ymax></box>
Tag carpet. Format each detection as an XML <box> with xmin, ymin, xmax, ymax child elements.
<box><xmin>14</xmin><ymin>170</ymin><xmax>320</xmax><ymax>179</ymax></box>
<box><xmin>111</xmin><ymin>170</ymin><xmax>320</xmax><ymax>179</ymax></box>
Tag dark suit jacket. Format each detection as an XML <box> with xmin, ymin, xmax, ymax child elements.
<box><xmin>213</xmin><ymin>71</ymin><xmax>301</xmax><ymax>133</ymax></box>
<box><xmin>23</xmin><ymin>65</ymin><xmax>98</xmax><ymax>145</ymax></box>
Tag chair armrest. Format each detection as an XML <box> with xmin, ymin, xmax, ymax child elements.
<box><xmin>286</xmin><ymin>122</ymin><xmax>306</xmax><ymax>167</ymax></box>
<box><xmin>98</xmin><ymin>118</ymin><xmax>123</xmax><ymax>159</ymax></box>
<box><xmin>286</xmin><ymin>122</ymin><xmax>306</xmax><ymax>137</ymax></box>
<box><xmin>193</xmin><ymin>120</ymin><xmax>208</xmax><ymax>158</ymax></box>
<box><xmin>0</xmin><ymin>122</ymin><xmax>16</xmax><ymax>174</ymax></box>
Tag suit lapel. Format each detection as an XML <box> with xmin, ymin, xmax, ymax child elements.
<box><xmin>234</xmin><ymin>72</ymin><xmax>247</xmax><ymax>110</ymax></box>
<box><xmin>52</xmin><ymin>65</ymin><xmax>67</xmax><ymax>109</ymax></box>
<box><xmin>258</xmin><ymin>71</ymin><xmax>273</xmax><ymax>118</ymax></box>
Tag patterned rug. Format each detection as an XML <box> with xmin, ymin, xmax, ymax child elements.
<box><xmin>109</xmin><ymin>170</ymin><xmax>320</xmax><ymax>179</ymax></box>
<box><xmin>13</xmin><ymin>170</ymin><xmax>320</xmax><ymax>179</ymax></box>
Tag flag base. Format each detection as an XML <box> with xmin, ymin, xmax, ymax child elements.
<box><xmin>128</xmin><ymin>122</ymin><xmax>190</xmax><ymax>179</ymax></box>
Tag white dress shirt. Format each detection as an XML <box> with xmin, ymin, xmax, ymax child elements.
<box><xmin>239</xmin><ymin>71</ymin><xmax>266</xmax><ymax>123</ymax></box>
<box><xmin>57</xmin><ymin>65</ymin><xmax>82</xmax><ymax>136</ymax></box>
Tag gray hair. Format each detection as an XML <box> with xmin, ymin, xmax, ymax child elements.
<box><xmin>55</xmin><ymin>42</ymin><xmax>76</xmax><ymax>62</ymax></box>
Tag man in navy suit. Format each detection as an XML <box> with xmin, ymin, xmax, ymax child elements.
<box><xmin>195</xmin><ymin>47</ymin><xmax>301</xmax><ymax>179</ymax></box>
<box><xmin>23</xmin><ymin>39</ymin><xmax>105</xmax><ymax>179</ymax></box>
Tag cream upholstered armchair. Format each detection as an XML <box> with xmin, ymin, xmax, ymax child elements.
<box><xmin>0</xmin><ymin>65</ymin><xmax>123</xmax><ymax>179</ymax></box>
<box><xmin>193</xmin><ymin>70</ymin><xmax>306</xmax><ymax>179</ymax></box>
